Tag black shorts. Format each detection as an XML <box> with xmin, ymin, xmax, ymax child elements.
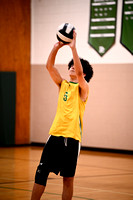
<box><xmin>35</xmin><ymin>135</ymin><xmax>80</xmax><ymax>186</ymax></box>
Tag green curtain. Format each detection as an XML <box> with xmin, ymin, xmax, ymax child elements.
<box><xmin>0</xmin><ymin>72</ymin><xmax>16</xmax><ymax>146</ymax></box>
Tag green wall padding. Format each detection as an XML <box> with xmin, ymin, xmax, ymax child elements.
<box><xmin>0</xmin><ymin>72</ymin><xmax>16</xmax><ymax>146</ymax></box>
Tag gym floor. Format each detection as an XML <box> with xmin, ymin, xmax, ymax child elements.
<box><xmin>0</xmin><ymin>146</ymin><xmax>133</xmax><ymax>200</ymax></box>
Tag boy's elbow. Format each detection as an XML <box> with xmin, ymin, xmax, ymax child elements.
<box><xmin>77</xmin><ymin>71</ymin><xmax>83</xmax><ymax>78</ymax></box>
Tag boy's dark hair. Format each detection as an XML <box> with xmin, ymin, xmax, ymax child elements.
<box><xmin>68</xmin><ymin>58</ymin><xmax>93</xmax><ymax>82</ymax></box>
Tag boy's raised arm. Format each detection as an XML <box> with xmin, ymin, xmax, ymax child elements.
<box><xmin>46</xmin><ymin>42</ymin><xmax>64</xmax><ymax>87</ymax></box>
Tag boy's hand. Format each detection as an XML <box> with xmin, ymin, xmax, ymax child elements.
<box><xmin>69</xmin><ymin>30</ymin><xmax>77</xmax><ymax>50</ymax></box>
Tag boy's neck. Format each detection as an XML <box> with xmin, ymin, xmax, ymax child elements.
<box><xmin>69</xmin><ymin>77</ymin><xmax>78</xmax><ymax>83</ymax></box>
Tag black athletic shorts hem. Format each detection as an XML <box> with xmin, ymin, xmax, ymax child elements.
<box><xmin>35</xmin><ymin>135</ymin><xmax>80</xmax><ymax>186</ymax></box>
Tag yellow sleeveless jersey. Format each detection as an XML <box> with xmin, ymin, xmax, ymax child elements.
<box><xmin>49</xmin><ymin>80</ymin><xmax>88</xmax><ymax>142</ymax></box>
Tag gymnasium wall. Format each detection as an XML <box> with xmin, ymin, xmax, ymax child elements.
<box><xmin>30</xmin><ymin>0</ymin><xmax>133</xmax><ymax>150</ymax></box>
<box><xmin>0</xmin><ymin>0</ymin><xmax>31</xmax><ymax>144</ymax></box>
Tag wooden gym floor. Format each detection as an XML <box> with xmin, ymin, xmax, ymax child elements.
<box><xmin>0</xmin><ymin>146</ymin><xmax>133</xmax><ymax>200</ymax></box>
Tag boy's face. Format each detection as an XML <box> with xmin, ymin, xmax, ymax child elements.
<box><xmin>68</xmin><ymin>65</ymin><xmax>76</xmax><ymax>77</ymax></box>
<box><xmin>68</xmin><ymin>65</ymin><xmax>86</xmax><ymax>80</ymax></box>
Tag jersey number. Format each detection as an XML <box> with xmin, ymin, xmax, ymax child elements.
<box><xmin>63</xmin><ymin>92</ymin><xmax>68</xmax><ymax>101</ymax></box>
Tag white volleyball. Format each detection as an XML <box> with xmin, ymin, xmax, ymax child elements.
<box><xmin>56</xmin><ymin>23</ymin><xmax>75</xmax><ymax>44</ymax></box>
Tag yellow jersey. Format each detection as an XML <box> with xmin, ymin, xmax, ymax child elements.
<box><xmin>49</xmin><ymin>80</ymin><xmax>88</xmax><ymax>142</ymax></box>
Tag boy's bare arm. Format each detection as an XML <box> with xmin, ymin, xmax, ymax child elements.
<box><xmin>69</xmin><ymin>32</ymin><xmax>89</xmax><ymax>101</ymax></box>
<box><xmin>46</xmin><ymin>42</ymin><xmax>64</xmax><ymax>87</ymax></box>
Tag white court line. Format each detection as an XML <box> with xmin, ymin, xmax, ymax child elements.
<box><xmin>75</xmin><ymin>191</ymin><xmax>100</xmax><ymax>195</ymax></box>
<box><xmin>74</xmin><ymin>185</ymin><xmax>133</xmax><ymax>197</ymax></box>
<box><xmin>48</xmin><ymin>182</ymin><xmax>133</xmax><ymax>196</ymax></box>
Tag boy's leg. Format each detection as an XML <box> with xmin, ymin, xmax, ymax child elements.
<box><xmin>62</xmin><ymin>177</ymin><xmax>74</xmax><ymax>200</ymax></box>
<box><xmin>31</xmin><ymin>183</ymin><xmax>45</xmax><ymax>200</ymax></box>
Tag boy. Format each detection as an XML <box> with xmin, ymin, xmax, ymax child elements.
<box><xmin>31</xmin><ymin>31</ymin><xmax>93</xmax><ymax>200</ymax></box>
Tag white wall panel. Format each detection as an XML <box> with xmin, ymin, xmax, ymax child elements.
<box><xmin>31</xmin><ymin>0</ymin><xmax>133</xmax><ymax>64</ymax></box>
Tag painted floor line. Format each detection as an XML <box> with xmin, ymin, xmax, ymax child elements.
<box><xmin>0</xmin><ymin>186</ymin><xmax>94</xmax><ymax>200</ymax></box>
<box><xmin>74</xmin><ymin>185</ymin><xmax>133</xmax><ymax>196</ymax></box>
<box><xmin>47</xmin><ymin>182</ymin><xmax>133</xmax><ymax>196</ymax></box>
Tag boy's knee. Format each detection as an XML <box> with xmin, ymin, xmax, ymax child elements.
<box><xmin>63</xmin><ymin>177</ymin><xmax>74</xmax><ymax>187</ymax></box>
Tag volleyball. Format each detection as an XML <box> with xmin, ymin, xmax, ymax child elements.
<box><xmin>56</xmin><ymin>23</ymin><xmax>75</xmax><ymax>44</ymax></box>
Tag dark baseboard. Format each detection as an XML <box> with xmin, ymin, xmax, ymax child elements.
<box><xmin>1</xmin><ymin>142</ymin><xmax>133</xmax><ymax>155</ymax></box>
<box><xmin>31</xmin><ymin>142</ymin><xmax>45</xmax><ymax>147</ymax></box>
<box><xmin>81</xmin><ymin>146</ymin><xmax>133</xmax><ymax>155</ymax></box>
<box><xmin>31</xmin><ymin>142</ymin><xmax>133</xmax><ymax>155</ymax></box>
